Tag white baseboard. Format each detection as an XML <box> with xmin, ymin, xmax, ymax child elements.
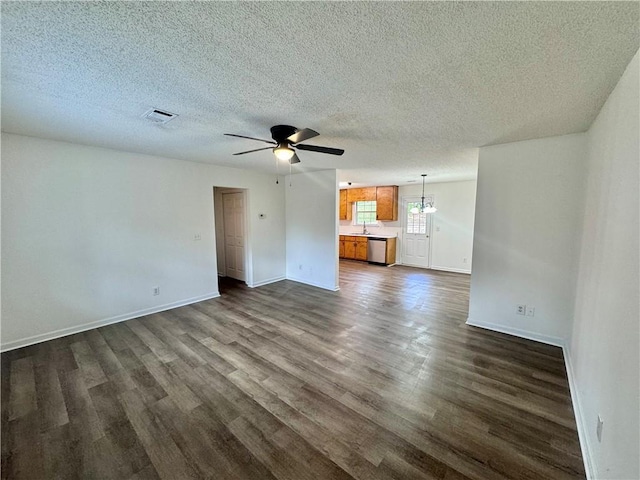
<box><xmin>465</xmin><ymin>317</ymin><xmax>565</xmax><ymax>347</ymax></box>
<box><xmin>0</xmin><ymin>292</ymin><xmax>220</xmax><ymax>352</ymax></box>
<box><xmin>247</xmin><ymin>276</ymin><xmax>286</xmax><ymax>288</ymax></box>
<box><xmin>398</xmin><ymin>263</ymin><xmax>471</xmax><ymax>274</ymax></box>
<box><xmin>286</xmin><ymin>276</ymin><xmax>340</xmax><ymax>292</ymax></box>
<box><xmin>430</xmin><ymin>265</ymin><xmax>472</xmax><ymax>274</ymax></box>
<box><xmin>465</xmin><ymin>317</ymin><xmax>594</xmax><ymax>479</ymax></box>
<box><xmin>562</xmin><ymin>345</ymin><xmax>595</xmax><ymax>480</ymax></box>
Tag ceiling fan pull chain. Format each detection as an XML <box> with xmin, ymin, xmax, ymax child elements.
<box><xmin>289</xmin><ymin>161</ymin><xmax>292</xmax><ymax>187</ymax></box>
<box><xmin>275</xmin><ymin>156</ymin><xmax>279</xmax><ymax>184</ymax></box>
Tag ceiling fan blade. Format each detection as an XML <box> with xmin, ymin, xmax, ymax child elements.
<box><xmin>295</xmin><ymin>143</ymin><xmax>344</xmax><ymax>156</ymax></box>
<box><xmin>224</xmin><ymin>133</ymin><xmax>276</xmax><ymax>145</ymax></box>
<box><xmin>287</xmin><ymin>128</ymin><xmax>319</xmax><ymax>144</ymax></box>
<box><xmin>289</xmin><ymin>152</ymin><xmax>301</xmax><ymax>164</ymax></box>
<box><xmin>233</xmin><ymin>147</ymin><xmax>273</xmax><ymax>155</ymax></box>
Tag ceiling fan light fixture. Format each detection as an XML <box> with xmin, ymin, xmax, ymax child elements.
<box><xmin>273</xmin><ymin>143</ymin><xmax>294</xmax><ymax>161</ymax></box>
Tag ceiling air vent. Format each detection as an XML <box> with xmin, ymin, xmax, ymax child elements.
<box><xmin>143</xmin><ymin>108</ymin><xmax>178</xmax><ymax>124</ymax></box>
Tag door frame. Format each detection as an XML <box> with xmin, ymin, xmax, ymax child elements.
<box><xmin>400</xmin><ymin>195</ymin><xmax>434</xmax><ymax>268</ymax></box>
<box><xmin>213</xmin><ymin>187</ymin><xmax>252</xmax><ymax>286</ymax></box>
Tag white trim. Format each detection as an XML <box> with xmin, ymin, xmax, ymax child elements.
<box><xmin>0</xmin><ymin>292</ymin><xmax>220</xmax><ymax>352</ymax></box>
<box><xmin>562</xmin><ymin>345</ymin><xmax>595</xmax><ymax>480</ymax></box>
<box><xmin>247</xmin><ymin>276</ymin><xmax>286</xmax><ymax>288</ymax></box>
<box><xmin>401</xmin><ymin>262</ymin><xmax>428</xmax><ymax>269</ymax></box>
<box><xmin>430</xmin><ymin>265</ymin><xmax>471</xmax><ymax>274</ymax></box>
<box><xmin>465</xmin><ymin>317</ymin><xmax>594</xmax><ymax>478</ymax></box>
<box><xmin>220</xmin><ymin>189</ymin><xmax>249</xmax><ymax>283</ymax></box>
<box><xmin>465</xmin><ymin>317</ymin><xmax>564</xmax><ymax>347</ymax></box>
<box><xmin>286</xmin><ymin>276</ymin><xmax>340</xmax><ymax>292</ymax></box>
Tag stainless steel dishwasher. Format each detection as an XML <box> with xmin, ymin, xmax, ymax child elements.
<box><xmin>367</xmin><ymin>237</ymin><xmax>387</xmax><ymax>264</ymax></box>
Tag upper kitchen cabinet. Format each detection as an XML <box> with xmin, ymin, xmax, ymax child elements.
<box><xmin>346</xmin><ymin>187</ymin><xmax>376</xmax><ymax>203</ymax></box>
<box><xmin>340</xmin><ymin>185</ymin><xmax>399</xmax><ymax>221</ymax></box>
<box><xmin>339</xmin><ymin>189</ymin><xmax>352</xmax><ymax>221</ymax></box>
<box><xmin>375</xmin><ymin>186</ymin><xmax>398</xmax><ymax>221</ymax></box>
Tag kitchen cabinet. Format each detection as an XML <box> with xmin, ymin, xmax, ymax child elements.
<box><xmin>339</xmin><ymin>189</ymin><xmax>352</xmax><ymax>221</ymax></box>
<box><xmin>385</xmin><ymin>237</ymin><xmax>397</xmax><ymax>264</ymax></box>
<box><xmin>355</xmin><ymin>236</ymin><xmax>368</xmax><ymax>261</ymax></box>
<box><xmin>339</xmin><ymin>235</ymin><xmax>396</xmax><ymax>264</ymax></box>
<box><xmin>375</xmin><ymin>186</ymin><xmax>398</xmax><ymax>221</ymax></box>
<box><xmin>343</xmin><ymin>236</ymin><xmax>356</xmax><ymax>259</ymax></box>
<box><xmin>341</xmin><ymin>185</ymin><xmax>398</xmax><ymax>222</ymax></box>
<box><xmin>340</xmin><ymin>235</ymin><xmax>368</xmax><ymax>261</ymax></box>
<box><xmin>346</xmin><ymin>187</ymin><xmax>376</xmax><ymax>203</ymax></box>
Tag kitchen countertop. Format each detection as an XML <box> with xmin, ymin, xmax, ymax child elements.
<box><xmin>340</xmin><ymin>233</ymin><xmax>397</xmax><ymax>238</ymax></box>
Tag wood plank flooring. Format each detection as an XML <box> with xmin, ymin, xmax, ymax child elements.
<box><xmin>1</xmin><ymin>261</ymin><xmax>585</xmax><ymax>479</ymax></box>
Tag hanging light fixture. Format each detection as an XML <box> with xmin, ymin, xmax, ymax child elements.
<box><xmin>410</xmin><ymin>174</ymin><xmax>437</xmax><ymax>214</ymax></box>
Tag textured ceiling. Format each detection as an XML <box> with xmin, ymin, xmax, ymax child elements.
<box><xmin>2</xmin><ymin>2</ymin><xmax>638</xmax><ymax>185</ymax></box>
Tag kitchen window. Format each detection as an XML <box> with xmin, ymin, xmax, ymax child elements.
<box><xmin>354</xmin><ymin>201</ymin><xmax>377</xmax><ymax>225</ymax></box>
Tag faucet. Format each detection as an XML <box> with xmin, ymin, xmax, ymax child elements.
<box><xmin>362</xmin><ymin>221</ymin><xmax>369</xmax><ymax>235</ymax></box>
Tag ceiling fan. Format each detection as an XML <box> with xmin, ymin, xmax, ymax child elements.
<box><xmin>224</xmin><ymin>125</ymin><xmax>344</xmax><ymax>164</ymax></box>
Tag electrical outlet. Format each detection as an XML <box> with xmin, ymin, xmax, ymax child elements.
<box><xmin>516</xmin><ymin>305</ymin><xmax>526</xmax><ymax>315</ymax></box>
<box><xmin>463</xmin><ymin>258</ymin><xmax>468</xmax><ymax>263</ymax></box>
<box><xmin>526</xmin><ymin>306</ymin><xmax>535</xmax><ymax>317</ymax></box>
<box><xmin>597</xmin><ymin>415</ymin><xmax>604</xmax><ymax>442</ymax></box>
<box><xmin>152</xmin><ymin>286</ymin><xmax>160</xmax><ymax>296</ymax></box>
<box><xmin>193</xmin><ymin>233</ymin><xmax>201</xmax><ymax>241</ymax></box>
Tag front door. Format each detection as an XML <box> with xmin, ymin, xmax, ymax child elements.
<box><xmin>223</xmin><ymin>192</ymin><xmax>246</xmax><ymax>281</ymax></box>
<box><xmin>402</xmin><ymin>196</ymin><xmax>432</xmax><ymax>268</ymax></box>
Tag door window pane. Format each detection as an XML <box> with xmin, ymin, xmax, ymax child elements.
<box><xmin>406</xmin><ymin>202</ymin><xmax>427</xmax><ymax>234</ymax></box>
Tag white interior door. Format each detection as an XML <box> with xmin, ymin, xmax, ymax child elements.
<box><xmin>402</xmin><ymin>196</ymin><xmax>432</xmax><ymax>268</ymax></box>
<box><xmin>223</xmin><ymin>192</ymin><xmax>246</xmax><ymax>281</ymax></box>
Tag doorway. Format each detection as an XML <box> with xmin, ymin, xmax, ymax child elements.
<box><xmin>213</xmin><ymin>188</ymin><xmax>247</xmax><ymax>283</ymax></box>
<box><xmin>402</xmin><ymin>196</ymin><xmax>433</xmax><ymax>268</ymax></box>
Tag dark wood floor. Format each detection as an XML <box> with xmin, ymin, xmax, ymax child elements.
<box><xmin>1</xmin><ymin>260</ymin><xmax>585</xmax><ymax>479</ymax></box>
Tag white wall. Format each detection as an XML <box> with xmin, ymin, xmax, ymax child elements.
<box><xmin>286</xmin><ymin>170</ymin><xmax>339</xmax><ymax>291</ymax></box>
<box><xmin>468</xmin><ymin>133</ymin><xmax>586</xmax><ymax>344</ymax></box>
<box><xmin>570</xmin><ymin>52</ymin><xmax>639</xmax><ymax>480</ymax></box>
<box><xmin>338</xmin><ymin>180</ymin><xmax>477</xmax><ymax>273</ymax></box>
<box><xmin>467</xmin><ymin>51</ymin><xmax>639</xmax><ymax>479</ymax></box>
<box><xmin>1</xmin><ymin>133</ymin><xmax>286</xmax><ymax>350</ymax></box>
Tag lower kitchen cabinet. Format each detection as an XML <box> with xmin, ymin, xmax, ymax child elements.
<box><xmin>340</xmin><ymin>235</ymin><xmax>368</xmax><ymax>261</ymax></box>
<box><xmin>384</xmin><ymin>237</ymin><xmax>397</xmax><ymax>265</ymax></box>
<box><xmin>339</xmin><ymin>235</ymin><xmax>396</xmax><ymax>265</ymax></box>
<box><xmin>355</xmin><ymin>237</ymin><xmax>368</xmax><ymax>261</ymax></box>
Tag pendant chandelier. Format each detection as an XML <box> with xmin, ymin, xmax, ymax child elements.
<box><xmin>410</xmin><ymin>174</ymin><xmax>437</xmax><ymax>214</ymax></box>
